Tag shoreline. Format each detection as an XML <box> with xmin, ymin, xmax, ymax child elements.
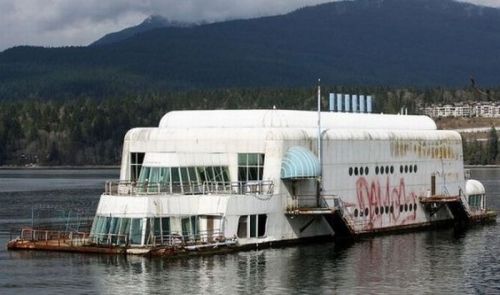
<box><xmin>465</xmin><ymin>165</ymin><xmax>500</xmax><ymax>168</ymax></box>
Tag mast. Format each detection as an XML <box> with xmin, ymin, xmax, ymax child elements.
<box><xmin>317</xmin><ymin>79</ymin><xmax>322</xmax><ymax>204</ymax></box>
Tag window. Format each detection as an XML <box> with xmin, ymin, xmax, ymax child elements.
<box><xmin>400</xmin><ymin>165</ymin><xmax>403</xmax><ymax>173</ymax></box>
<box><xmin>354</xmin><ymin>167</ymin><xmax>359</xmax><ymax>176</ymax></box>
<box><xmin>130</xmin><ymin>152</ymin><xmax>145</xmax><ymax>181</ymax></box>
<box><xmin>469</xmin><ymin>195</ymin><xmax>482</xmax><ymax>209</ymax></box>
<box><xmin>360</xmin><ymin>167</ymin><xmax>364</xmax><ymax>175</ymax></box>
<box><xmin>390</xmin><ymin>206</ymin><xmax>394</xmax><ymax>214</ymax></box>
<box><xmin>130</xmin><ymin>218</ymin><xmax>143</xmax><ymax>245</ymax></box>
<box><xmin>237</xmin><ymin>214</ymin><xmax>267</xmax><ymax>238</ymax></box>
<box><xmin>409</xmin><ymin>165</ymin><xmax>413</xmax><ymax>173</ymax></box>
<box><xmin>385</xmin><ymin>206</ymin><xmax>389</xmax><ymax>213</ymax></box>
<box><xmin>364</xmin><ymin>208</ymin><xmax>369</xmax><ymax>216</ymax></box>
<box><xmin>380</xmin><ymin>166</ymin><xmax>384</xmax><ymax>175</ymax></box>
<box><xmin>354</xmin><ymin>209</ymin><xmax>359</xmax><ymax>217</ymax></box>
<box><xmin>405</xmin><ymin>165</ymin><xmax>408</xmax><ymax>173</ymax></box>
<box><xmin>375</xmin><ymin>207</ymin><xmax>379</xmax><ymax>215</ymax></box>
<box><xmin>137</xmin><ymin>166</ymin><xmax>230</xmax><ymax>194</ymax></box>
<box><xmin>349</xmin><ymin>167</ymin><xmax>353</xmax><ymax>176</ymax></box>
<box><xmin>237</xmin><ymin>216</ymin><xmax>248</xmax><ymax>238</ymax></box>
<box><xmin>413</xmin><ymin>203</ymin><xmax>417</xmax><ymax>211</ymax></box>
<box><xmin>238</xmin><ymin>153</ymin><xmax>265</xmax><ymax>182</ymax></box>
<box><xmin>414</xmin><ymin>165</ymin><xmax>418</xmax><ymax>173</ymax></box>
<box><xmin>375</xmin><ymin>166</ymin><xmax>379</xmax><ymax>175</ymax></box>
<box><xmin>404</xmin><ymin>204</ymin><xmax>408</xmax><ymax>212</ymax></box>
<box><xmin>390</xmin><ymin>166</ymin><xmax>394</xmax><ymax>174</ymax></box>
<box><xmin>400</xmin><ymin>205</ymin><xmax>404</xmax><ymax>212</ymax></box>
<box><xmin>365</xmin><ymin>167</ymin><xmax>369</xmax><ymax>175</ymax></box>
<box><xmin>385</xmin><ymin>166</ymin><xmax>389</xmax><ymax>174</ymax></box>
<box><xmin>258</xmin><ymin>215</ymin><xmax>267</xmax><ymax>237</ymax></box>
<box><xmin>182</xmin><ymin>216</ymin><xmax>199</xmax><ymax>241</ymax></box>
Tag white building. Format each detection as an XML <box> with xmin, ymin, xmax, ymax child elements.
<box><xmin>88</xmin><ymin>110</ymin><xmax>489</xmax><ymax>250</ymax></box>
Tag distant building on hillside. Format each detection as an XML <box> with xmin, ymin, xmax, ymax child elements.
<box><xmin>420</xmin><ymin>101</ymin><xmax>500</xmax><ymax>118</ymax></box>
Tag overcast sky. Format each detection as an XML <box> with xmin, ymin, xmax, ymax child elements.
<box><xmin>0</xmin><ymin>0</ymin><xmax>498</xmax><ymax>51</ymax></box>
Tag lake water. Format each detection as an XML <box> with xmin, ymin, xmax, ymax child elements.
<box><xmin>0</xmin><ymin>168</ymin><xmax>499</xmax><ymax>294</ymax></box>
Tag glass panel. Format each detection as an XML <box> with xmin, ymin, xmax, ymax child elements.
<box><xmin>149</xmin><ymin>168</ymin><xmax>160</xmax><ymax>183</ymax></box>
<box><xmin>119</xmin><ymin>218</ymin><xmax>130</xmax><ymax>235</ymax></box>
<box><xmin>153</xmin><ymin>218</ymin><xmax>161</xmax><ymax>236</ymax></box>
<box><xmin>198</xmin><ymin>167</ymin><xmax>207</xmax><ymax>183</ymax></box>
<box><xmin>214</xmin><ymin>166</ymin><xmax>223</xmax><ymax>182</ymax></box>
<box><xmin>250</xmin><ymin>215</ymin><xmax>257</xmax><ymax>238</ymax></box>
<box><xmin>247</xmin><ymin>154</ymin><xmax>258</xmax><ymax>165</ymax></box>
<box><xmin>109</xmin><ymin>217</ymin><xmax>119</xmax><ymax>235</ymax></box>
<box><xmin>180</xmin><ymin>168</ymin><xmax>189</xmax><ymax>184</ymax></box>
<box><xmin>248</xmin><ymin>167</ymin><xmax>258</xmax><ymax>181</ymax></box>
<box><xmin>237</xmin><ymin>216</ymin><xmax>247</xmax><ymax>238</ymax></box>
<box><xmin>182</xmin><ymin>217</ymin><xmax>191</xmax><ymax>239</ymax></box>
<box><xmin>137</xmin><ymin>153</ymin><xmax>145</xmax><ymax>163</ymax></box>
<box><xmin>258</xmin><ymin>154</ymin><xmax>265</xmax><ymax>166</ymax></box>
<box><xmin>171</xmin><ymin>167</ymin><xmax>180</xmax><ymax>184</ymax></box>
<box><xmin>188</xmin><ymin>167</ymin><xmax>197</xmax><ymax>184</ymax></box>
<box><xmin>130</xmin><ymin>218</ymin><xmax>142</xmax><ymax>245</ymax></box>
<box><xmin>258</xmin><ymin>214</ymin><xmax>267</xmax><ymax>237</ymax></box>
<box><xmin>238</xmin><ymin>167</ymin><xmax>247</xmax><ymax>182</ymax></box>
<box><xmin>161</xmin><ymin>217</ymin><xmax>170</xmax><ymax>235</ymax></box>
<box><xmin>238</xmin><ymin>154</ymin><xmax>247</xmax><ymax>165</ymax></box>
<box><xmin>222</xmin><ymin>167</ymin><xmax>229</xmax><ymax>182</ymax></box>
<box><xmin>206</xmin><ymin>167</ymin><xmax>215</xmax><ymax>182</ymax></box>
<box><xmin>138</xmin><ymin>167</ymin><xmax>150</xmax><ymax>183</ymax></box>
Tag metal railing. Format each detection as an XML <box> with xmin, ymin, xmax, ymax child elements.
<box><xmin>18</xmin><ymin>228</ymin><xmax>90</xmax><ymax>247</ymax></box>
<box><xmin>104</xmin><ymin>180</ymin><xmax>274</xmax><ymax>196</ymax></box>
<box><xmin>146</xmin><ymin>230</ymin><xmax>229</xmax><ymax>247</ymax></box>
<box><xmin>89</xmin><ymin>233</ymin><xmax>129</xmax><ymax>246</ymax></box>
<box><xmin>287</xmin><ymin>194</ymin><xmax>338</xmax><ymax>210</ymax></box>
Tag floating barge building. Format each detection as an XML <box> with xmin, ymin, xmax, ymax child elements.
<box><xmin>8</xmin><ymin>104</ymin><xmax>496</xmax><ymax>255</ymax></box>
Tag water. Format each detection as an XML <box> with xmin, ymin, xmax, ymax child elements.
<box><xmin>0</xmin><ymin>168</ymin><xmax>499</xmax><ymax>294</ymax></box>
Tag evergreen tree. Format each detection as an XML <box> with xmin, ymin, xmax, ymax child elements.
<box><xmin>488</xmin><ymin>126</ymin><xmax>498</xmax><ymax>164</ymax></box>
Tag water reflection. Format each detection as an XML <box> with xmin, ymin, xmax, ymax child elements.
<box><xmin>0</xmin><ymin>168</ymin><xmax>499</xmax><ymax>294</ymax></box>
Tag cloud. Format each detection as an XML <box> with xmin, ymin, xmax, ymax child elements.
<box><xmin>0</xmin><ymin>0</ymin><xmax>498</xmax><ymax>51</ymax></box>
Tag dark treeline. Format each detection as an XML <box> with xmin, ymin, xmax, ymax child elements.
<box><xmin>0</xmin><ymin>86</ymin><xmax>499</xmax><ymax>166</ymax></box>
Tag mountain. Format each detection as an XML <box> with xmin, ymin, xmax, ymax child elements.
<box><xmin>91</xmin><ymin>15</ymin><xmax>196</xmax><ymax>46</ymax></box>
<box><xmin>1</xmin><ymin>0</ymin><xmax>500</xmax><ymax>100</ymax></box>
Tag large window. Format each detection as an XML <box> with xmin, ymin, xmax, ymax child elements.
<box><xmin>237</xmin><ymin>214</ymin><xmax>267</xmax><ymax>238</ymax></box>
<box><xmin>130</xmin><ymin>152</ymin><xmax>145</xmax><ymax>181</ymax></box>
<box><xmin>91</xmin><ymin>216</ymin><xmax>173</xmax><ymax>246</ymax></box>
<box><xmin>137</xmin><ymin>166</ymin><xmax>230</xmax><ymax>194</ymax></box>
<box><xmin>238</xmin><ymin>153</ymin><xmax>265</xmax><ymax>182</ymax></box>
<box><xmin>182</xmin><ymin>216</ymin><xmax>199</xmax><ymax>241</ymax></box>
<box><xmin>468</xmin><ymin>194</ymin><xmax>483</xmax><ymax>209</ymax></box>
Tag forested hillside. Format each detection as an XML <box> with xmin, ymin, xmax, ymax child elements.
<box><xmin>2</xmin><ymin>0</ymin><xmax>500</xmax><ymax>101</ymax></box>
<box><xmin>0</xmin><ymin>86</ymin><xmax>498</xmax><ymax>166</ymax></box>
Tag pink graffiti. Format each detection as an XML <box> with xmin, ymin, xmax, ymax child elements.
<box><xmin>356</xmin><ymin>176</ymin><xmax>417</xmax><ymax>230</ymax></box>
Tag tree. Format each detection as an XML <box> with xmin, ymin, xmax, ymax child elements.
<box><xmin>488</xmin><ymin>126</ymin><xmax>498</xmax><ymax>164</ymax></box>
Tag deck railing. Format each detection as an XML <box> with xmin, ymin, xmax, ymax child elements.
<box><xmin>104</xmin><ymin>180</ymin><xmax>274</xmax><ymax>196</ymax></box>
<box><xmin>18</xmin><ymin>228</ymin><xmax>90</xmax><ymax>246</ymax></box>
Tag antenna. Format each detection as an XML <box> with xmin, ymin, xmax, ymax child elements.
<box><xmin>316</xmin><ymin>79</ymin><xmax>322</xmax><ymax>204</ymax></box>
<box><xmin>317</xmin><ymin>79</ymin><xmax>322</xmax><ymax>174</ymax></box>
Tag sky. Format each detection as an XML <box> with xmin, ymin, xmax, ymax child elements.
<box><xmin>0</xmin><ymin>0</ymin><xmax>498</xmax><ymax>51</ymax></box>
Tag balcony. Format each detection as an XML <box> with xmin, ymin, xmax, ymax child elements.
<box><xmin>104</xmin><ymin>180</ymin><xmax>274</xmax><ymax>196</ymax></box>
